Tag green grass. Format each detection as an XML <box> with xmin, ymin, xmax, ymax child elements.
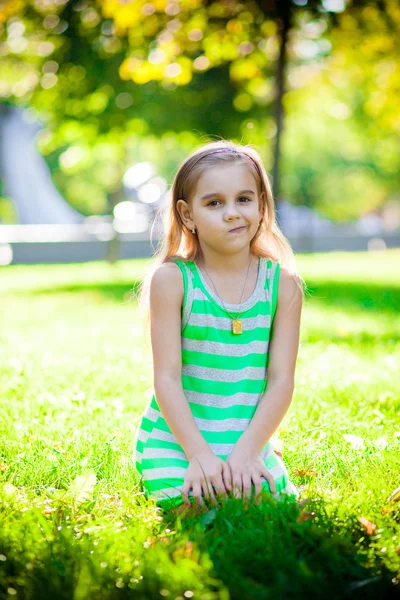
<box><xmin>0</xmin><ymin>249</ymin><xmax>399</xmax><ymax>599</ymax></box>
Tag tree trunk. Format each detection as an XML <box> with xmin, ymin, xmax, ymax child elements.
<box><xmin>271</xmin><ymin>0</ymin><xmax>292</xmax><ymax>202</ymax></box>
<box><xmin>107</xmin><ymin>189</ymin><xmax>122</xmax><ymax>264</ymax></box>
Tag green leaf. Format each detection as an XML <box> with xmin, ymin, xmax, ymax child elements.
<box><xmin>67</xmin><ymin>471</ymin><xmax>97</xmax><ymax>507</ymax></box>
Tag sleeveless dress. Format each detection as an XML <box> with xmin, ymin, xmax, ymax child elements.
<box><xmin>133</xmin><ymin>256</ymin><xmax>299</xmax><ymax>509</ymax></box>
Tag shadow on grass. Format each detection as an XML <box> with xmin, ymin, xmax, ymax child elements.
<box><xmin>21</xmin><ymin>280</ymin><xmax>400</xmax><ymax>314</ymax></box>
<box><xmin>18</xmin><ymin>280</ymin><xmax>400</xmax><ymax>346</ymax></box>
<box><xmin>23</xmin><ymin>280</ymin><xmax>143</xmax><ymax>304</ymax></box>
<box><xmin>1</xmin><ymin>494</ymin><xmax>397</xmax><ymax>599</ymax></box>
<box><xmin>304</xmin><ymin>281</ymin><xmax>400</xmax><ymax>315</ymax></box>
<box><xmin>161</xmin><ymin>494</ymin><xmax>399</xmax><ymax>600</ymax></box>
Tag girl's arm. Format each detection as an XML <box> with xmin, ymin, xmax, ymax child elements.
<box><xmin>233</xmin><ymin>268</ymin><xmax>303</xmax><ymax>454</ymax></box>
<box><xmin>149</xmin><ymin>262</ymin><xmax>213</xmax><ymax>460</ymax></box>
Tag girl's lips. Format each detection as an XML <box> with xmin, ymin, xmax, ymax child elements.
<box><xmin>229</xmin><ymin>226</ymin><xmax>247</xmax><ymax>233</ymax></box>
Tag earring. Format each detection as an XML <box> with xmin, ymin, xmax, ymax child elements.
<box><xmin>191</xmin><ymin>228</ymin><xmax>196</xmax><ymax>234</ymax></box>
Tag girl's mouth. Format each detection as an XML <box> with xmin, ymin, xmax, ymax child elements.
<box><xmin>229</xmin><ymin>226</ymin><xmax>247</xmax><ymax>233</ymax></box>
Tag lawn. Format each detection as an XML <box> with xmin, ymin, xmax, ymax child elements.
<box><xmin>0</xmin><ymin>249</ymin><xmax>399</xmax><ymax>599</ymax></box>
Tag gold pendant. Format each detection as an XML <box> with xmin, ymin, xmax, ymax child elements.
<box><xmin>232</xmin><ymin>319</ymin><xmax>242</xmax><ymax>335</ymax></box>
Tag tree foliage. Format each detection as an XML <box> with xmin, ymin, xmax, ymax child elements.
<box><xmin>0</xmin><ymin>0</ymin><xmax>399</xmax><ymax>222</ymax></box>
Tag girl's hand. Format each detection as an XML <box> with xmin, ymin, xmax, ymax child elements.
<box><xmin>181</xmin><ymin>450</ymin><xmax>232</xmax><ymax>508</ymax></box>
<box><xmin>226</xmin><ymin>445</ymin><xmax>276</xmax><ymax>506</ymax></box>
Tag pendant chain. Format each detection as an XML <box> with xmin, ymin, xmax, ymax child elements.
<box><xmin>199</xmin><ymin>254</ymin><xmax>253</xmax><ymax>321</ymax></box>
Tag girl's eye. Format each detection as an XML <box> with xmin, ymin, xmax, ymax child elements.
<box><xmin>207</xmin><ymin>197</ymin><xmax>251</xmax><ymax>207</ymax></box>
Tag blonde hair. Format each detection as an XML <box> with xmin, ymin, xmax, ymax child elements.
<box><xmin>136</xmin><ymin>139</ymin><xmax>305</xmax><ymax>334</ymax></box>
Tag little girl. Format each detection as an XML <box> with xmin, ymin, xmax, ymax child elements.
<box><xmin>133</xmin><ymin>140</ymin><xmax>304</xmax><ymax>515</ymax></box>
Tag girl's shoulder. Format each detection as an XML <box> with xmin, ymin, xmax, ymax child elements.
<box><xmin>164</xmin><ymin>255</ymin><xmax>196</xmax><ymax>274</ymax></box>
<box><xmin>150</xmin><ymin>258</ymin><xmax>191</xmax><ymax>317</ymax></box>
<box><xmin>277</xmin><ymin>266</ymin><xmax>304</xmax><ymax>307</ymax></box>
<box><xmin>150</xmin><ymin>260</ymin><xmax>183</xmax><ymax>297</ymax></box>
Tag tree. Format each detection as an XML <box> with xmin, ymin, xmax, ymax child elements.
<box><xmin>0</xmin><ymin>0</ymin><xmax>349</xmax><ymax>198</ymax></box>
<box><xmin>1</xmin><ymin>0</ymin><xmax>398</xmax><ymax>221</ymax></box>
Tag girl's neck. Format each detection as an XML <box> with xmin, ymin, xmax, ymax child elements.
<box><xmin>196</xmin><ymin>246</ymin><xmax>256</xmax><ymax>277</ymax></box>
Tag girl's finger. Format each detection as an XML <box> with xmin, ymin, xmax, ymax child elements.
<box><xmin>208</xmin><ymin>486</ymin><xmax>219</xmax><ymax>507</ymax></box>
<box><xmin>252</xmin><ymin>474</ymin><xmax>263</xmax><ymax>505</ymax></box>
<box><xmin>205</xmin><ymin>480</ymin><xmax>220</xmax><ymax>506</ymax></box>
<box><xmin>181</xmin><ymin>484</ymin><xmax>191</xmax><ymax>507</ymax></box>
<box><xmin>201</xmin><ymin>477</ymin><xmax>213</xmax><ymax>502</ymax></box>
<box><xmin>232</xmin><ymin>476</ymin><xmax>242</xmax><ymax>499</ymax></box>
<box><xmin>223</xmin><ymin>462</ymin><xmax>232</xmax><ymax>491</ymax></box>
<box><xmin>263</xmin><ymin>467</ymin><xmax>276</xmax><ymax>494</ymax></box>
<box><xmin>213</xmin><ymin>478</ymin><xmax>229</xmax><ymax>504</ymax></box>
<box><xmin>242</xmin><ymin>473</ymin><xmax>252</xmax><ymax>500</ymax></box>
<box><xmin>192</xmin><ymin>482</ymin><xmax>204</xmax><ymax>507</ymax></box>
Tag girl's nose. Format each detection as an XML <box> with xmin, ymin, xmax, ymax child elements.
<box><xmin>224</xmin><ymin>206</ymin><xmax>241</xmax><ymax>220</ymax></box>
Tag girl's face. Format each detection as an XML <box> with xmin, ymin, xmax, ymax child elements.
<box><xmin>179</xmin><ymin>162</ymin><xmax>264</xmax><ymax>254</ymax></box>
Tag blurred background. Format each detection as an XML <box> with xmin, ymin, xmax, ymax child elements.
<box><xmin>0</xmin><ymin>0</ymin><xmax>399</xmax><ymax>266</ymax></box>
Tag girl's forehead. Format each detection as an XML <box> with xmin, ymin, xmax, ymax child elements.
<box><xmin>194</xmin><ymin>162</ymin><xmax>257</xmax><ymax>196</ymax></box>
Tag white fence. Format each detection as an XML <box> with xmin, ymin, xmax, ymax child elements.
<box><xmin>0</xmin><ymin>224</ymin><xmax>399</xmax><ymax>266</ymax></box>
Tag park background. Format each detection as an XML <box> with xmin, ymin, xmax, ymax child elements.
<box><xmin>0</xmin><ymin>1</ymin><xmax>399</xmax><ymax>599</ymax></box>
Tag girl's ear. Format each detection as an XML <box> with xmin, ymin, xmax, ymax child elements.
<box><xmin>177</xmin><ymin>199</ymin><xmax>195</xmax><ymax>230</ymax></box>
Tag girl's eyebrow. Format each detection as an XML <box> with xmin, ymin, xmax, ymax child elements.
<box><xmin>200</xmin><ymin>189</ymin><xmax>256</xmax><ymax>201</ymax></box>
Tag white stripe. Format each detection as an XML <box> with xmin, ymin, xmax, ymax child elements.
<box><xmin>183</xmin><ymin>363</ymin><xmax>266</xmax><ymax>383</ymax></box>
<box><xmin>193</xmin><ymin>416</ymin><xmax>252</xmax><ymax>431</ymax></box>
<box><xmin>149</xmin><ymin>416</ymin><xmax>252</xmax><ymax>433</ymax></box>
<box><xmin>146</xmin><ymin>429</ymin><xmax>177</xmax><ymax>444</ymax></box>
<box><xmin>189</xmin><ymin>312</ymin><xmax>271</xmax><ymax>330</ymax></box>
<box><xmin>183</xmin><ymin>338</ymin><xmax>269</xmax><ymax>356</ymax></box>
<box><xmin>134</xmin><ymin>429</ymin><xmax>150</xmax><ymax>444</ymax></box>
<box><xmin>184</xmin><ymin>389</ymin><xmax>262</xmax><ymax>408</ymax></box>
<box><xmin>143</xmin><ymin>406</ymin><xmax>161</xmax><ymax>423</ymax></box>
<box><xmin>143</xmin><ymin>447</ymin><xmax>187</xmax><ymax>460</ymax></box>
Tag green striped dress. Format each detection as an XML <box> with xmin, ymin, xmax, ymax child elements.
<box><xmin>134</xmin><ymin>256</ymin><xmax>299</xmax><ymax>509</ymax></box>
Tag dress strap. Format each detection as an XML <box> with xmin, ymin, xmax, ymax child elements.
<box><xmin>173</xmin><ymin>259</ymin><xmax>195</xmax><ymax>332</ymax></box>
<box><xmin>264</xmin><ymin>260</ymin><xmax>280</xmax><ymax>322</ymax></box>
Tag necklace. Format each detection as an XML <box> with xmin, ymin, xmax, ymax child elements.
<box><xmin>198</xmin><ymin>255</ymin><xmax>253</xmax><ymax>335</ymax></box>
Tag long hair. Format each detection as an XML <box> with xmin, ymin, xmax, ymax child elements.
<box><xmin>135</xmin><ymin>139</ymin><xmax>305</xmax><ymax>336</ymax></box>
